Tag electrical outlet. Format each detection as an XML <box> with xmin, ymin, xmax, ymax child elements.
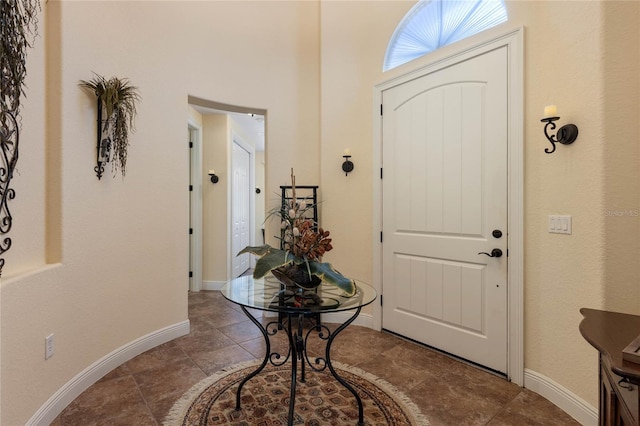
<box><xmin>45</xmin><ymin>334</ymin><xmax>55</xmax><ymax>360</ymax></box>
<box><xmin>548</xmin><ymin>215</ymin><xmax>572</xmax><ymax>234</ymax></box>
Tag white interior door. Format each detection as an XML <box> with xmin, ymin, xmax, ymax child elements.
<box><xmin>231</xmin><ymin>140</ymin><xmax>251</xmax><ymax>278</ymax></box>
<box><xmin>382</xmin><ymin>46</ymin><xmax>508</xmax><ymax>373</ymax></box>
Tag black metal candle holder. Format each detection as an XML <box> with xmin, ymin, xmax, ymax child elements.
<box><xmin>342</xmin><ymin>155</ymin><xmax>354</xmax><ymax>176</ymax></box>
<box><xmin>541</xmin><ymin>117</ymin><xmax>579</xmax><ymax>154</ymax></box>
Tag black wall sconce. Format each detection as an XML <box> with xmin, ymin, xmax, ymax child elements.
<box><xmin>208</xmin><ymin>169</ymin><xmax>219</xmax><ymax>184</ymax></box>
<box><xmin>541</xmin><ymin>105</ymin><xmax>579</xmax><ymax>154</ymax></box>
<box><xmin>342</xmin><ymin>149</ymin><xmax>354</xmax><ymax>176</ymax></box>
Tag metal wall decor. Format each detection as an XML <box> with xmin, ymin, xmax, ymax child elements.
<box><xmin>0</xmin><ymin>111</ymin><xmax>19</xmax><ymax>273</ymax></box>
<box><xmin>541</xmin><ymin>105</ymin><xmax>579</xmax><ymax>154</ymax></box>
<box><xmin>0</xmin><ymin>0</ymin><xmax>41</xmax><ymax>275</ymax></box>
<box><xmin>342</xmin><ymin>149</ymin><xmax>354</xmax><ymax>176</ymax></box>
<box><xmin>80</xmin><ymin>74</ymin><xmax>141</xmax><ymax>179</ymax></box>
<box><xmin>95</xmin><ymin>100</ymin><xmax>109</xmax><ymax>179</ymax></box>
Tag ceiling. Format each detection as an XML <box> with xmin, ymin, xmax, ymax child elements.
<box><xmin>192</xmin><ymin>105</ymin><xmax>265</xmax><ymax>152</ymax></box>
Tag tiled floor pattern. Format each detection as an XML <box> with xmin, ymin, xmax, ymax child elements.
<box><xmin>53</xmin><ymin>291</ymin><xmax>580</xmax><ymax>425</ymax></box>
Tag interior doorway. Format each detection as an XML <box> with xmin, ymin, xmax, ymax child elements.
<box><xmin>187</xmin><ymin>96</ymin><xmax>266</xmax><ymax>290</ymax></box>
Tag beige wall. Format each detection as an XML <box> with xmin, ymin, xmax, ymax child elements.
<box><xmin>2</xmin><ymin>0</ymin><xmax>639</xmax><ymax>423</ymax></box>
<box><xmin>202</xmin><ymin>114</ymin><xmax>229</xmax><ymax>283</ymax></box>
<box><xmin>517</xmin><ymin>0</ymin><xmax>606</xmax><ymax>405</ymax></box>
<box><xmin>601</xmin><ymin>1</ymin><xmax>640</xmax><ymax>312</ymax></box>
<box><xmin>0</xmin><ymin>1</ymin><xmax>320</xmax><ymax>424</ymax></box>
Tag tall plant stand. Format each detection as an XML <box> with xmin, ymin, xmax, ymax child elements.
<box><xmin>279</xmin><ymin>185</ymin><xmax>320</xmax><ymax>325</ymax></box>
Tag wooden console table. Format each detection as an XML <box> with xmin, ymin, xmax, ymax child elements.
<box><xmin>579</xmin><ymin>308</ymin><xmax>640</xmax><ymax>425</ymax></box>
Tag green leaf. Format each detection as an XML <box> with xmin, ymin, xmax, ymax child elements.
<box><xmin>238</xmin><ymin>244</ymin><xmax>356</xmax><ymax>296</ymax></box>
<box><xmin>308</xmin><ymin>262</ymin><xmax>356</xmax><ymax>296</ymax></box>
<box><xmin>239</xmin><ymin>245</ymin><xmax>296</xmax><ymax>278</ymax></box>
<box><xmin>237</xmin><ymin>245</ymin><xmax>272</xmax><ymax>257</ymax></box>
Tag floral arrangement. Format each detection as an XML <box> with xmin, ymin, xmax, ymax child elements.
<box><xmin>79</xmin><ymin>73</ymin><xmax>141</xmax><ymax>177</ymax></box>
<box><xmin>238</xmin><ymin>170</ymin><xmax>356</xmax><ymax>296</ymax></box>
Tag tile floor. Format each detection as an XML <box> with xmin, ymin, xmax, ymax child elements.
<box><xmin>52</xmin><ymin>290</ymin><xmax>580</xmax><ymax>425</ymax></box>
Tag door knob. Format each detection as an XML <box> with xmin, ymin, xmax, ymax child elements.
<box><xmin>478</xmin><ymin>248</ymin><xmax>503</xmax><ymax>258</ymax></box>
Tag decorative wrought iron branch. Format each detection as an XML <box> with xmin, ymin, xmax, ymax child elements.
<box><xmin>0</xmin><ymin>110</ymin><xmax>19</xmax><ymax>275</ymax></box>
<box><xmin>0</xmin><ymin>0</ymin><xmax>41</xmax><ymax>275</ymax></box>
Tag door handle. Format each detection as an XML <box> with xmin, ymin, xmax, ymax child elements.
<box><xmin>478</xmin><ymin>248</ymin><xmax>503</xmax><ymax>258</ymax></box>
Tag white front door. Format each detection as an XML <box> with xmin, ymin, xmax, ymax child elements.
<box><xmin>231</xmin><ymin>140</ymin><xmax>251</xmax><ymax>278</ymax></box>
<box><xmin>382</xmin><ymin>46</ymin><xmax>508</xmax><ymax>373</ymax></box>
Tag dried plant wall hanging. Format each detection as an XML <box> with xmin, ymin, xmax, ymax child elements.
<box><xmin>80</xmin><ymin>74</ymin><xmax>141</xmax><ymax>179</ymax></box>
<box><xmin>0</xmin><ymin>0</ymin><xmax>41</xmax><ymax>275</ymax></box>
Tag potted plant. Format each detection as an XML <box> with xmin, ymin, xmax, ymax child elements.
<box><xmin>79</xmin><ymin>73</ymin><xmax>141</xmax><ymax>178</ymax></box>
<box><xmin>239</xmin><ymin>170</ymin><xmax>356</xmax><ymax>297</ymax></box>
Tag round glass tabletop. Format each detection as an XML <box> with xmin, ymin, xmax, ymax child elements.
<box><xmin>221</xmin><ymin>275</ymin><xmax>377</xmax><ymax>314</ymax></box>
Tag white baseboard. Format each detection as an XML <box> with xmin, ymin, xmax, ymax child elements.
<box><xmin>524</xmin><ymin>368</ymin><xmax>598</xmax><ymax>425</ymax></box>
<box><xmin>322</xmin><ymin>311</ymin><xmax>373</xmax><ymax>329</ymax></box>
<box><xmin>202</xmin><ymin>280</ymin><xmax>225</xmax><ymax>291</ymax></box>
<box><xmin>26</xmin><ymin>320</ymin><xmax>190</xmax><ymax>426</ymax></box>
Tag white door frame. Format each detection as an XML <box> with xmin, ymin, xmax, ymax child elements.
<box><xmin>188</xmin><ymin>119</ymin><xmax>203</xmax><ymax>292</ymax></box>
<box><xmin>372</xmin><ymin>27</ymin><xmax>524</xmax><ymax>385</ymax></box>
<box><xmin>227</xmin><ymin>131</ymin><xmax>256</xmax><ymax>279</ymax></box>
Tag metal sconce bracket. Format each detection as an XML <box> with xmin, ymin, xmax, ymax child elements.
<box><xmin>95</xmin><ymin>98</ymin><xmax>109</xmax><ymax>179</ymax></box>
<box><xmin>541</xmin><ymin>117</ymin><xmax>579</xmax><ymax>154</ymax></box>
<box><xmin>342</xmin><ymin>155</ymin><xmax>354</xmax><ymax>176</ymax></box>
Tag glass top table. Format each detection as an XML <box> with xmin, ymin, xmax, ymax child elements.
<box><xmin>221</xmin><ymin>274</ymin><xmax>377</xmax><ymax>314</ymax></box>
<box><xmin>221</xmin><ymin>275</ymin><xmax>377</xmax><ymax>426</ymax></box>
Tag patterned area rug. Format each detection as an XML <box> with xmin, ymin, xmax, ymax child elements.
<box><xmin>164</xmin><ymin>360</ymin><xmax>428</xmax><ymax>425</ymax></box>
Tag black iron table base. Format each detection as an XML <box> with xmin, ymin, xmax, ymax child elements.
<box><xmin>235</xmin><ymin>305</ymin><xmax>364</xmax><ymax>426</ymax></box>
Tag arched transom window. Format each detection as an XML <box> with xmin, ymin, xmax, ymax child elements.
<box><xmin>383</xmin><ymin>0</ymin><xmax>508</xmax><ymax>71</ymax></box>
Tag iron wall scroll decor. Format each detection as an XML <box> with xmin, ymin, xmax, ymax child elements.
<box><xmin>0</xmin><ymin>111</ymin><xmax>19</xmax><ymax>273</ymax></box>
<box><xmin>541</xmin><ymin>105</ymin><xmax>579</xmax><ymax>154</ymax></box>
<box><xmin>0</xmin><ymin>0</ymin><xmax>41</xmax><ymax>276</ymax></box>
<box><xmin>79</xmin><ymin>74</ymin><xmax>141</xmax><ymax>179</ymax></box>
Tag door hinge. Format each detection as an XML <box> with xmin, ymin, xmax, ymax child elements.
<box><xmin>380</xmin><ymin>294</ymin><xmax>383</xmax><ymax>306</ymax></box>
<box><xmin>189</xmin><ymin>185</ymin><xmax>193</xmax><ymax>191</ymax></box>
<box><xmin>189</xmin><ymin>141</ymin><xmax>193</xmax><ymax>148</ymax></box>
<box><xmin>380</xmin><ymin>168</ymin><xmax>383</xmax><ymax>179</ymax></box>
<box><xmin>380</xmin><ymin>104</ymin><xmax>383</xmax><ymax>116</ymax></box>
<box><xmin>189</xmin><ymin>271</ymin><xmax>193</xmax><ymax>278</ymax></box>
<box><xmin>380</xmin><ymin>231</ymin><xmax>383</xmax><ymax>243</ymax></box>
<box><xmin>189</xmin><ymin>228</ymin><xmax>193</xmax><ymax>235</ymax></box>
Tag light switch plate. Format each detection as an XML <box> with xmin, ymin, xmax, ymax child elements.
<box><xmin>45</xmin><ymin>334</ymin><xmax>55</xmax><ymax>360</ymax></box>
<box><xmin>548</xmin><ymin>215</ymin><xmax>572</xmax><ymax>234</ymax></box>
